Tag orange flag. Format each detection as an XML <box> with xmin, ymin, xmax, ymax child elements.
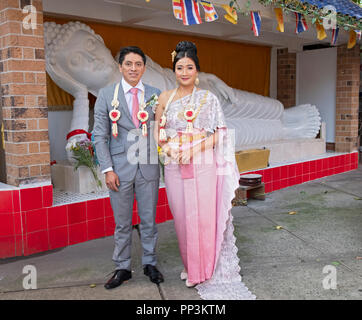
<box><xmin>315</xmin><ymin>21</ymin><xmax>327</xmax><ymax>40</ymax></box>
<box><xmin>274</xmin><ymin>8</ymin><xmax>284</xmax><ymax>32</ymax></box>
<box><xmin>222</xmin><ymin>4</ymin><xmax>237</xmax><ymax>24</ymax></box>
<box><xmin>347</xmin><ymin>30</ymin><xmax>356</xmax><ymax>49</ymax></box>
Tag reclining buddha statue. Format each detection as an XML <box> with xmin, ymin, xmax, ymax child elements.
<box><xmin>44</xmin><ymin>21</ymin><xmax>321</xmax><ymax>162</ymax></box>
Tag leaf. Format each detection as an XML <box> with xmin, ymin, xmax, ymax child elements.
<box><xmin>89</xmin><ymin>284</ymin><xmax>96</xmax><ymax>288</ymax></box>
<box><xmin>276</xmin><ymin>225</ymin><xmax>283</xmax><ymax>230</ymax></box>
<box><xmin>331</xmin><ymin>261</ymin><xmax>340</xmax><ymax>266</ymax></box>
<box><xmin>288</xmin><ymin>211</ymin><xmax>297</xmax><ymax>215</ymax></box>
<box><xmin>354</xmin><ymin>197</ymin><xmax>362</xmax><ymax>200</ymax></box>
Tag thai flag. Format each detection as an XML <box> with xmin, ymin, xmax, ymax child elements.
<box><xmin>331</xmin><ymin>28</ymin><xmax>339</xmax><ymax>46</ymax></box>
<box><xmin>181</xmin><ymin>0</ymin><xmax>202</xmax><ymax>25</ymax></box>
<box><xmin>172</xmin><ymin>0</ymin><xmax>183</xmax><ymax>20</ymax></box>
<box><xmin>251</xmin><ymin>11</ymin><xmax>261</xmax><ymax>37</ymax></box>
<box><xmin>200</xmin><ymin>0</ymin><xmax>218</xmax><ymax>22</ymax></box>
<box><xmin>295</xmin><ymin>13</ymin><xmax>308</xmax><ymax>34</ymax></box>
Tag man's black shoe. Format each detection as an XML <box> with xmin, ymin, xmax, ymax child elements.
<box><xmin>104</xmin><ymin>269</ymin><xmax>132</xmax><ymax>290</ymax></box>
<box><xmin>143</xmin><ymin>265</ymin><xmax>164</xmax><ymax>284</ymax></box>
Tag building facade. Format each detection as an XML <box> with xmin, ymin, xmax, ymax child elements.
<box><xmin>0</xmin><ymin>0</ymin><xmax>360</xmax><ymax>258</ymax></box>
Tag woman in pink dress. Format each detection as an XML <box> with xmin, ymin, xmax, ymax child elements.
<box><xmin>154</xmin><ymin>41</ymin><xmax>255</xmax><ymax>300</ymax></box>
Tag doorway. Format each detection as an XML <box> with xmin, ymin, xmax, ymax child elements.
<box><xmin>296</xmin><ymin>47</ymin><xmax>337</xmax><ymax>145</ymax></box>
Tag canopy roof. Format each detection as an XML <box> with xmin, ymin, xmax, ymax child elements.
<box><xmin>299</xmin><ymin>0</ymin><xmax>362</xmax><ymax>19</ymax></box>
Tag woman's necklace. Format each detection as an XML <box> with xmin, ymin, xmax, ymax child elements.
<box><xmin>158</xmin><ymin>90</ymin><xmax>177</xmax><ymax>142</ymax></box>
<box><xmin>159</xmin><ymin>86</ymin><xmax>208</xmax><ymax>141</ymax></box>
<box><xmin>179</xmin><ymin>86</ymin><xmax>197</xmax><ymax>133</ymax></box>
<box><xmin>159</xmin><ymin>86</ymin><xmax>196</xmax><ymax>141</ymax></box>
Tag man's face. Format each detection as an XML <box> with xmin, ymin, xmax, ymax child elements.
<box><xmin>119</xmin><ymin>52</ymin><xmax>146</xmax><ymax>87</ymax></box>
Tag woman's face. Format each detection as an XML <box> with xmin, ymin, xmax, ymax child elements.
<box><xmin>175</xmin><ymin>56</ymin><xmax>198</xmax><ymax>88</ymax></box>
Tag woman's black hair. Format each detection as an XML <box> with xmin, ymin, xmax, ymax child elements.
<box><xmin>118</xmin><ymin>46</ymin><xmax>147</xmax><ymax>65</ymax></box>
<box><xmin>172</xmin><ymin>41</ymin><xmax>200</xmax><ymax>72</ymax></box>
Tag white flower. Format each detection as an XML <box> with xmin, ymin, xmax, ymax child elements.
<box><xmin>66</xmin><ymin>140</ymin><xmax>77</xmax><ymax>151</ymax></box>
<box><xmin>65</xmin><ymin>142</ymin><xmax>72</xmax><ymax>151</ymax></box>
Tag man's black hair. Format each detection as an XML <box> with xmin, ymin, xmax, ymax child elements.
<box><xmin>118</xmin><ymin>46</ymin><xmax>147</xmax><ymax>65</ymax></box>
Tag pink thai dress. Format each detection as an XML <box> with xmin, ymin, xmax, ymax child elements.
<box><xmin>163</xmin><ymin>89</ymin><xmax>256</xmax><ymax>300</ymax></box>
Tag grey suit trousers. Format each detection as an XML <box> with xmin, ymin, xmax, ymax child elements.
<box><xmin>109</xmin><ymin>168</ymin><xmax>159</xmax><ymax>271</ymax></box>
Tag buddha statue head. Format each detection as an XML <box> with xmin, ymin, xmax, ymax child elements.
<box><xmin>44</xmin><ymin>21</ymin><xmax>119</xmax><ymax>98</ymax></box>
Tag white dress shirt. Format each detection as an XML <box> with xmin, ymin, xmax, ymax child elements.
<box><xmin>121</xmin><ymin>77</ymin><xmax>145</xmax><ymax>116</ymax></box>
<box><xmin>101</xmin><ymin>78</ymin><xmax>145</xmax><ymax>174</ymax></box>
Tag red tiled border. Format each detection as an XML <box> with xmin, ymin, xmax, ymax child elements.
<box><xmin>48</xmin><ymin>226</ymin><xmax>68</xmax><ymax>250</ymax></box>
<box><xmin>0</xmin><ymin>152</ymin><xmax>359</xmax><ymax>258</ymax></box>
<box><xmin>245</xmin><ymin>152</ymin><xmax>359</xmax><ymax>194</ymax></box>
<box><xmin>0</xmin><ymin>236</ymin><xmax>16</xmax><ymax>258</ymax></box>
<box><xmin>42</xmin><ymin>185</ymin><xmax>53</xmax><ymax>208</ymax></box>
<box><xmin>20</xmin><ymin>187</ymin><xmax>43</xmax><ymax>212</ymax></box>
<box><xmin>0</xmin><ymin>191</ymin><xmax>13</xmax><ymax>215</ymax></box>
<box><xmin>24</xmin><ymin>230</ymin><xmax>49</xmax><ymax>256</ymax></box>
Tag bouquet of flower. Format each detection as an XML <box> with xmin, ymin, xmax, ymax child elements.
<box><xmin>66</xmin><ymin>138</ymin><xmax>102</xmax><ymax>188</ymax></box>
<box><xmin>146</xmin><ymin>94</ymin><xmax>159</xmax><ymax>112</ymax></box>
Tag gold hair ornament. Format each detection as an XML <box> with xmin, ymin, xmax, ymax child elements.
<box><xmin>171</xmin><ymin>50</ymin><xmax>176</xmax><ymax>63</ymax></box>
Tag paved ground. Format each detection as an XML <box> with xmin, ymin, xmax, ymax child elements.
<box><xmin>0</xmin><ymin>166</ymin><xmax>362</xmax><ymax>300</ymax></box>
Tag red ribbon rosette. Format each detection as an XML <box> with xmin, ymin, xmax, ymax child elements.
<box><xmin>109</xmin><ymin>109</ymin><xmax>121</xmax><ymax>137</ymax></box>
<box><xmin>137</xmin><ymin>110</ymin><xmax>149</xmax><ymax>137</ymax></box>
<box><xmin>184</xmin><ymin>108</ymin><xmax>195</xmax><ymax>133</ymax></box>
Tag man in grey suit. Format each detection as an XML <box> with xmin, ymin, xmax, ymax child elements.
<box><xmin>93</xmin><ymin>46</ymin><xmax>164</xmax><ymax>289</ymax></box>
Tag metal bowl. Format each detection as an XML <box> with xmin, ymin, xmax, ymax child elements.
<box><xmin>239</xmin><ymin>174</ymin><xmax>262</xmax><ymax>186</ymax></box>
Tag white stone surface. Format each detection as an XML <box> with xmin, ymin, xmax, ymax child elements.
<box><xmin>236</xmin><ymin>138</ymin><xmax>326</xmax><ymax>165</ymax></box>
<box><xmin>0</xmin><ymin>182</ymin><xmax>19</xmax><ymax>191</ymax></box>
<box><xmin>52</xmin><ymin>188</ymin><xmax>109</xmax><ymax>206</ymax></box>
<box><xmin>51</xmin><ymin>160</ymin><xmax>107</xmax><ymax>194</ymax></box>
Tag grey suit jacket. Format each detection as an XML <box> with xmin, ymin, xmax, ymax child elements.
<box><xmin>93</xmin><ymin>81</ymin><xmax>161</xmax><ymax>182</ymax></box>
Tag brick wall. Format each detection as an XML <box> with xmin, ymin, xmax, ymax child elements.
<box><xmin>0</xmin><ymin>0</ymin><xmax>50</xmax><ymax>186</ymax></box>
<box><xmin>277</xmin><ymin>48</ymin><xmax>296</xmax><ymax>108</ymax></box>
<box><xmin>335</xmin><ymin>45</ymin><xmax>360</xmax><ymax>153</ymax></box>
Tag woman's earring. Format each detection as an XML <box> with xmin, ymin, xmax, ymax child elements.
<box><xmin>195</xmin><ymin>77</ymin><xmax>200</xmax><ymax>86</ymax></box>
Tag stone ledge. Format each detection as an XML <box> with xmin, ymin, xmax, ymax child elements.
<box><xmin>236</xmin><ymin>138</ymin><xmax>326</xmax><ymax>165</ymax></box>
<box><xmin>51</xmin><ymin>160</ymin><xmax>107</xmax><ymax>194</ymax></box>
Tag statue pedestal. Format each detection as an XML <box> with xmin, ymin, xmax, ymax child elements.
<box><xmin>51</xmin><ymin>160</ymin><xmax>107</xmax><ymax>194</ymax></box>
<box><xmin>236</xmin><ymin>138</ymin><xmax>326</xmax><ymax>166</ymax></box>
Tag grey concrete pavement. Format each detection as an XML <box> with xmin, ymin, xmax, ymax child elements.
<box><xmin>0</xmin><ymin>166</ymin><xmax>361</xmax><ymax>300</ymax></box>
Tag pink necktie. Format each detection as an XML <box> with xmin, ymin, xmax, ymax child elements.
<box><xmin>130</xmin><ymin>88</ymin><xmax>139</xmax><ymax>127</ymax></box>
